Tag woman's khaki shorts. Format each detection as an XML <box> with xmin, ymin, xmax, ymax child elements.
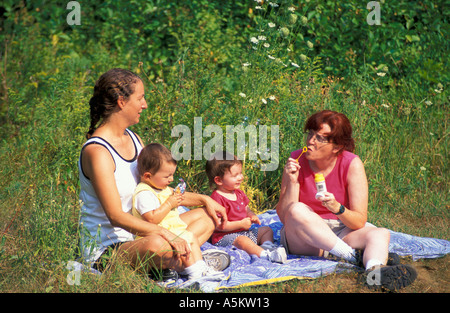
<box><xmin>280</xmin><ymin>219</ymin><xmax>355</xmax><ymax>256</ymax></box>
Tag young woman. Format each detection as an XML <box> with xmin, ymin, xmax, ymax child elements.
<box><xmin>78</xmin><ymin>68</ymin><xmax>228</xmax><ymax>276</ymax></box>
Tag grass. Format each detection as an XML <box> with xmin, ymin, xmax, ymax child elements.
<box><xmin>0</xmin><ymin>1</ymin><xmax>448</xmax><ymax>293</ymax></box>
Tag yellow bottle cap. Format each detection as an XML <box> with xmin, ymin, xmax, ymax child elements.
<box><xmin>314</xmin><ymin>173</ymin><xmax>325</xmax><ymax>182</ymax></box>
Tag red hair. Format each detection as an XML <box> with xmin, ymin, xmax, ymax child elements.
<box><xmin>304</xmin><ymin>110</ymin><xmax>355</xmax><ymax>154</ymax></box>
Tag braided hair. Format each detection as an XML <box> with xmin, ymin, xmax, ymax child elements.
<box><xmin>87</xmin><ymin>68</ymin><xmax>142</xmax><ymax>139</ymax></box>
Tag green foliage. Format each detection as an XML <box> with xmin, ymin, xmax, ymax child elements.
<box><xmin>0</xmin><ymin>0</ymin><xmax>448</xmax><ymax>292</ymax></box>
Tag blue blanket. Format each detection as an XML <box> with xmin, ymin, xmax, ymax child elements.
<box><xmin>172</xmin><ymin>210</ymin><xmax>450</xmax><ymax>291</ymax></box>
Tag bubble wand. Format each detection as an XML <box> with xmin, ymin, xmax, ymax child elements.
<box><xmin>295</xmin><ymin>147</ymin><xmax>308</xmax><ymax>162</ymax></box>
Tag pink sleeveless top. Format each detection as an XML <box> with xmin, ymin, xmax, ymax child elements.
<box><xmin>290</xmin><ymin>150</ymin><xmax>357</xmax><ymax>220</ymax></box>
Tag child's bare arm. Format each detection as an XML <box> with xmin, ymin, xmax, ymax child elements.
<box><xmin>141</xmin><ymin>193</ymin><xmax>184</xmax><ymax>224</ymax></box>
<box><xmin>246</xmin><ymin>206</ymin><xmax>261</xmax><ymax>225</ymax></box>
<box><xmin>215</xmin><ymin>217</ymin><xmax>252</xmax><ymax>232</ymax></box>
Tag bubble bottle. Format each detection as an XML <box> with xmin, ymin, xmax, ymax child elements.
<box><xmin>314</xmin><ymin>173</ymin><xmax>327</xmax><ymax>199</ymax></box>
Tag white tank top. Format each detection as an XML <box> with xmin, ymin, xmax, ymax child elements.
<box><xmin>78</xmin><ymin>129</ymin><xmax>142</xmax><ymax>263</ymax></box>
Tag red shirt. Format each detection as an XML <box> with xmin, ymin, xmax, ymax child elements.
<box><xmin>290</xmin><ymin>150</ymin><xmax>357</xmax><ymax>220</ymax></box>
<box><xmin>210</xmin><ymin>189</ymin><xmax>250</xmax><ymax>244</ymax></box>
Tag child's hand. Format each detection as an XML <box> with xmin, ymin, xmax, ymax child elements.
<box><xmin>240</xmin><ymin>217</ymin><xmax>252</xmax><ymax>230</ymax></box>
<box><xmin>250</xmin><ymin>215</ymin><xmax>261</xmax><ymax>225</ymax></box>
<box><xmin>166</xmin><ymin>193</ymin><xmax>184</xmax><ymax>209</ymax></box>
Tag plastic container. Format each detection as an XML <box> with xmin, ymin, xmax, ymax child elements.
<box><xmin>174</xmin><ymin>178</ymin><xmax>186</xmax><ymax>194</ymax></box>
<box><xmin>314</xmin><ymin>173</ymin><xmax>327</xmax><ymax>199</ymax></box>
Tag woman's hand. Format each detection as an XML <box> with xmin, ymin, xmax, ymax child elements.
<box><xmin>284</xmin><ymin>157</ymin><xmax>301</xmax><ymax>183</ymax></box>
<box><xmin>160</xmin><ymin>228</ymin><xmax>191</xmax><ymax>261</ymax></box>
<box><xmin>317</xmin><ymin>192</ymin><xmax>341</xmax><ymax>214</ymax></box>
<box><xmin>203</xmin><ymin>196</ymin><xmax>228</xmax><ymax>228</ymax></box>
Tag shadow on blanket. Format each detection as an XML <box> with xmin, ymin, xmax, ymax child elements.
<box><xmin>179</xmin><ymin>210</ymin><xmax>450</xmax><ymax>291</ymax></box>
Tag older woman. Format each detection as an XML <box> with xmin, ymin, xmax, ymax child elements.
<box><xmin>78</xmin><ymin>69</ymin><xmax>229</xmax><ymax>279</ymax></box>
<box><xmin>276</xmin><ymin>110</ymin><xmax>417</xmax><ymax>291</ymax></box>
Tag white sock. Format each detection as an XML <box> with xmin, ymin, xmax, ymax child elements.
<box><xmin>181</xmin><ymin>260</ymin><xmax>206</xmax><ymax>279</ymax></box>
<box><xmin>259</xmin><ymin>250</ymin><xmax>269</xmax><ymax>260</ymax></box>
<box><xmin>365</xmin><ymin>259</ymin><xmax>384</xmax><ymax>271</ymax></box>
<box><xmin>329</xmin><ymin>238</ymin><xmax>357</xmax><ymax>262</ymax></box>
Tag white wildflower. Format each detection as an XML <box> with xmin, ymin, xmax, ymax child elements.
<box><xmin>377</xmin><ymin>72</ymin><xmax>386</xmax><ymax>77</ymax></box>
<box><xmin>291</xmin><ymin>62</ymin><xmax>300</xmax><ymax>68</ymax></box>
<box><xmin>263</xmin><ymin>43</ymin><xmax>270</xmax><ymax>48</ymax></box>
<box><xmin>288</xmin><ymin>6</ymin><xmax>296</xmax><ymax>12</ymax></box>
<box><xmin>269</xmin><ymin>2</ymin><xmax>279</xmax><ymax>7</ymax></box>
<box><xmin>420</xmin><ymin>166</ymin><xmax>426</xmax><ymax>171</ymax></box>
<box><xmin>268</xmin><ymin>55</ymin><xmax>275</xmax><ymax>60</ymax></box>
<box><xmin>268</xmin><ymin>22</ymin><xmax>276</xmax><ymax>28</ymax></box>
<box><xmin>425</xmin><ymin>100</ymin><xmax>432</xmax><ymax>106</ymax></box>
<box><xmin>269</xmin><ymin>95</ymin><xmax>276</xmax><ymax>100</ymax></box>
<box><xmin>255</xmin><ymin>6</ymin><xmax>262</xmax><ymax>10</ymax></box>
<box><xmin>381</xmin><ymin>103</ymin><xmax>390</xmax><ymax>108</ymax></box>
<box><xmin>250</xmin><ymin>37</ymin><xmax>259</xmax><ymax>44</ymax></box>
<box><xmin>243</xmin><ymin>62</ymin><xmax>251</xmax><ymax>67</ymax></box>
<box><xmin>258</xmin><ymin>35</ymin><xmax>266</xmax><ymax>41</ymax></box>
<box><xmin>239</xmin><ymin>92</ymin><xmax>246</xmax><ymax>98</ymax></box>
<box><xmin>261</xmin><ymin>98</ymin><xmax>267</xmax><ymax>104</ymax></box>
<box><xmin>254</xmin><ymin>0</ymin><xmax>262</xmax><ymax>3</ymax></box>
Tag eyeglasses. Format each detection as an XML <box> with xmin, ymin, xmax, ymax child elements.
<box><xmin>305</xmin><ymin>130</ymin><xmax>330</xmax><ymax>144</ymax></box>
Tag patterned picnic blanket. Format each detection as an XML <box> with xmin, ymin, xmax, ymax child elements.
<box><xmin>175</xmin><ymin>210</ymin><xmax>450</xmax><ymax>291</ymax></box>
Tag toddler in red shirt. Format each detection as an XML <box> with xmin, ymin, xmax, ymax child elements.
<box><xmin>206</xmin><ymin>151</ymin><xmax>287</xmax><ymax>263</ymax></box>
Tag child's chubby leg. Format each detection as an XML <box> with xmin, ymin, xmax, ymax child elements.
<box><xmin>233</xmin><ymin>235</ymin><xmax>264</xmax><ymax>256</ymax></box>
<box><xmin>234</xmin><ymin>231</ymin><xmax>287</xmax><ymax>264</ymax></box>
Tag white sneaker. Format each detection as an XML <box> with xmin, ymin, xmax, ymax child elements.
<box><xmin>268</xmin><ymin>247</ymin><xmax>287</xmax><ymax>264</ymax></box>
<box><xmin>200</xmin><ymin>265</ymin><xmax>228</xmax><ymax>280</ymax></box>
<box><xmin>202</xmin><ymin>249</ymin><xmax>231</xmax><ymax>271</ymax></box>
<box><xmin>179</xmin><ymin>264</ymin><xmax>228</xmax><ymax>291</ymax></box>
